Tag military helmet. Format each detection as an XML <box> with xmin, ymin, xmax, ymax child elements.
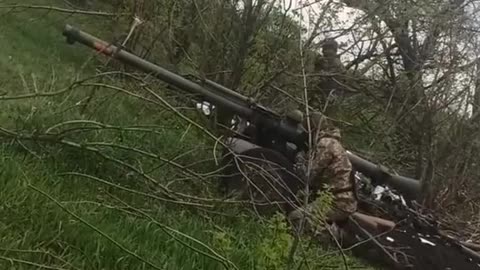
<box><xmin>286</xmin><ymin>109</ymin><xmax>304</xmax><ymax>123</ymax></box>
<box><xmin>322</xmin><ymin>38</ymin><xmax>338</xmax><ymax>50</ymax></box>
<box><xmin>302</xmin><ymin>111</ymin><xmax>333</xmax><ymax>131</ymax></box>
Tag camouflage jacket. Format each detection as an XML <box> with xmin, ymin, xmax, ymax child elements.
<box><xmin>294</xmin><ymin>126</ymin><xmax>357</xmax><ymax>214</ymax></box>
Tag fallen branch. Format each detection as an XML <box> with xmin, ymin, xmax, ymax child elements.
<box><xmin>0</xmin><ymin>247</ymin><xmax>80</xmax><ymax>270</ymax></box>
<box><xmin>0</xmin><ymin>4</ymin><xmax>123</xmax><ymax>17</ymax></box>
<box><xmin>0</xmin><ymin>71</ymin><xmax>123</xmax><ymax>101</ymax></box>
<box><xmin>0</xmin><ymin>254</ymin><xmax>69</xmax><ymax>270</ymax></box>
<box><xmin>27</xmin><ymin>184</ymin><xmax>164</xmax><ymax>270</ymax></box>
<box><xmin>59</xmin><ymin>172</ymin><xmax>212</xmax><ymax>208</ymax></box>
<box><xmin>110</xmin><ymin>193</ymin><xmax>239</xmax><ymax>270</ymax></box>
<box><xmin>0</xmin><ymin>125</ymin><xmax>301</xmax><ymax>208</ymax></box>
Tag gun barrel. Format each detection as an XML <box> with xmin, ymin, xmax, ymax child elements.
<box><xmin>62</xmin><ymin>24</ymin><xmax>253</xmax><ymax>118</ymax></box>
<box><xmin>201</xmin><ymin>78</ymin><xmax>250</xmax><ymax>104</ymax></box>
<box><xmin>347</xmin><ymin>151</ymin><xmax>421</xmax><ymax>200</ymax></box>
<box><xmin>62</xmin><ymin>24</ymin><xmax>422</xmax><ymax>201</ymax></box>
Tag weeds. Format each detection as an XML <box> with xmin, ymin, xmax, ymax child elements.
<box><xmin>0</xmin><ymin>1</ymin><xmax>374</xmax><ymax>269</ymax></box>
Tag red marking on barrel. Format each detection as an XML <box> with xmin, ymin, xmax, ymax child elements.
<box><xmin>93</xmin><ymin>41</ymin><xmax>113</xmax><ymax>55</ymax></box>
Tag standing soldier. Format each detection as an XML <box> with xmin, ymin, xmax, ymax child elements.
<box><xmin>310</xmin><ymin>38</ymin><xmax>346</xmax><ymax>111</ymax></box>
<box><xmin>314</xmin><ymin>38</ymin><xmax>346</xmax><ymax>74</ymax></box>
<box><xmin>288</xmin><ymin>112</ymin><xmax>357</xmax><ymax>242</ymax></box>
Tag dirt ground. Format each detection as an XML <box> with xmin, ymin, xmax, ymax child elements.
<box><xmin>352</xmin><ymin>199</ymin><xmax>480</xmax><ymax>269</ymax></box>
<box><xmin>379</xmin><ymin>226</ymin><xmax>480</xmax><ymax>269</ymax></box>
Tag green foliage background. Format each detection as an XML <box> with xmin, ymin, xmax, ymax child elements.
<box><xmin>0</xmin><ymin>0</ymin><xmax>376</xmax><ymax>269</ymax></box>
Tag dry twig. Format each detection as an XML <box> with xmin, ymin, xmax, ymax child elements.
<box><xmin>0</xmin><ymin>4</ymin><xmax>123</xmax><ymax>17</ymax></box>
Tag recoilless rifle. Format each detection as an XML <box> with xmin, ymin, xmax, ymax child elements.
<box><xmin>61</xmin><ymin>24</ymin><xmax>421</xmax><ymax>209</ymax></box>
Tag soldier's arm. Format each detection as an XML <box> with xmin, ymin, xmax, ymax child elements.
<box><xmin>325</xmin><ymin>139</ymin><xmax>353</xmax><ymax>192</ymax></box>
<box><xmin>310</xmin><ymin>138</ymin><xmax>335</xmax><ymax>181</ymax></box>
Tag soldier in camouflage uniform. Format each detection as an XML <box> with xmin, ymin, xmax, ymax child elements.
<box><xmin>314</xmin><ymin>38</ymin><xmax>346</xmax><ymax>74</ymax></box>
<box><xmin>288</xmin><ymin>112</ymin><xmax>357</xmax><ymax>242</ymax></box>
<box><xmin>310</xmin><ymin>38</ymin><xmax>347</xmax><ymax>112</ymax></box>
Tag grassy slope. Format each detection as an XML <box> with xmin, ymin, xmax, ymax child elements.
<box><xmin>0</xmin><ymin>1</ymin><xmax>375</xmax><ymax>269</ymax></box>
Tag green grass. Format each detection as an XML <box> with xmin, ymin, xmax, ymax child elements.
<box><xmin>0</xmin><ymin>150</ymin><xmax>374</xmax><ymax>269</ymax></box>
<box><xmin>0</xmin><ymin>1</ymin><xmax>376</xmax><ymax>269</ymax></box>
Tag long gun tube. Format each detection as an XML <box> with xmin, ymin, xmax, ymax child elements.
<box><xmin>62</xmin><ymin>24</ymin><xmax>254</xmax><ymax>118</ymax></box>
<box><xmin>347</xmin><ymin>152</ymin><xmax>421</xmax><ymax>200</ymax></box>
<box><xmin>61</xmin><ymin>24</ymin><xmax>422</xmax><ymax>201</ymax></box>
<box><xmin>62</xmin><ymin>25</ymin><xmax>304</xmax><ymax>144</ymax></box>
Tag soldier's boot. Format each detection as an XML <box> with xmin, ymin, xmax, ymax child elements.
<box><xmin>350</xmin><ymin>212</ymin><xmax>396</xmax><ymax>234</ymax></box>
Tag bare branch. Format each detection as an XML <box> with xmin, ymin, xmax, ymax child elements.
<box><xmin>0</xmin><ymin>4</ymin><xmax>124</xmax><ymax>17</ymax></box>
